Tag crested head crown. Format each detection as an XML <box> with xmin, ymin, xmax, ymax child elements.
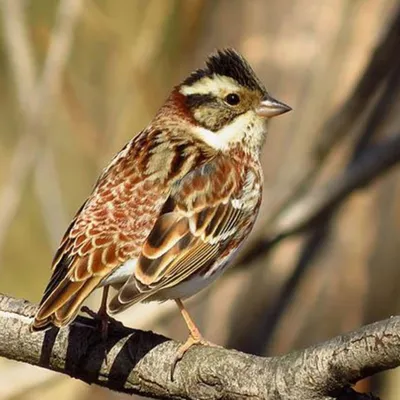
<box><xmin>182</xmin><ymin>48</ymin><xmax>266</xmax><ymax>93</ymax></box>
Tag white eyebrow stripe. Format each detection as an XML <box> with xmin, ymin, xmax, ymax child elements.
<box><xmin>180</xmin><ymin>74</ymin><xmax>240</xmax><ymax>96</ymax></box>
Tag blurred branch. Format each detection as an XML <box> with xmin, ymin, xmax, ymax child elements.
<box><xmin>314</xmin><ymin>5</ymin><xmax>400</xmax><ymax>161</ymax></box>
<box><xmin>273</xmin><ymin>130</ymin><xmax>400</xmax><ymax>237</ymax></box>
<box><xmin>0</xmin><ymin>0</ymin><xmax>83</xmax><ymax>257</ymax></box>
<box><xmin>231</xmin><ymin>34</ymin><xmax>400</xmax><ymax>355</ymax></box>
<box><xmin>238</xmin><ymin>4</ymin><xmax>400</xmax><ymax>266</ymax></box>
<box><xmin>241</xmin><ymin>133</ymin><xmax>400</xmax><ymax>263</ymax></box>
<box><xmin>254</xmin><ymin>60</ymin><xmax>400</xmax><ymax>354</ymax></box>
<box><xmin>0</xmin><ymin>135</ymin><xmax>38</xmax><ymax>258</ymax></box>
<box><xmin>0</xmin><ymin>0</ymin><xmax>36</xmax><ymax>109</ymax></box>
<box><xmin>1</xmin><ymin>294</ymin><xmax>396</xmax><ymax>400</ymax></box>
<box><xmin>243</xmin><ymin>5</ymin><xmax>400</xmax><ymax>252</ymax></box>
<box><xmin>34</xmin><ymin>144</ymin><xmax>69</xmax><ymax>250</ymax></box>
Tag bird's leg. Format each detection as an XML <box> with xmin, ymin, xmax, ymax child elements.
<box><xmin>81</xmin><ymin>286</ymin><xmax>122</xmax><ymax>366</ymax></box>
<box><xmin>98</xmin><ymin>286</ymin><xmax>111</xmax><ymax>341</ymax></box>
<box><xmin>175</xmin><ymin>298</ymin><xmax>204</xmax><ymax>342</ymax></box>
<box><xmin>81</xmin><ymin>286</ymin><xmax>122</xmax><ymax>335</ymax></box>
<box><xmin>171</xmin><ymin>298</ymin><xmax>217</xmax><ymax>379</ymax></box>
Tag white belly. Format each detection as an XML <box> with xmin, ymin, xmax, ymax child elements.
<box><xmin>101</xmin><ymin>259</ymin><xmax>137</xmax><ymax>286</ymax></box>
<box><xmin>101</xmin><ymin>250</ymin><xmax>235</xmax><ymax>300</ymax></box>
<box><xmin>153</xmin><ymin>254</ymin><xmax>234</xmax><ymax>301</ymax></box>
<box><xmin>152</xmin><ymin>268</ymin><xmax>224</xmax><ymax>301</ymax></box>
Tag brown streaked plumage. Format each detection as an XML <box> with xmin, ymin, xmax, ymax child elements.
<box><xmin>31</xmin><ymin>48</ymin><xmax>291</xmax><ymax>371</ymax></box>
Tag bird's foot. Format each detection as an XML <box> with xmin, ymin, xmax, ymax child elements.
<box><xmin>170</xmin><ymin>334</ymin><xmax>218</xmax><ymax>380</ymax></box>
<box><xmin>81</xmin><ymin>305</ymin><xmax>123</xmax><ymax>366</ymax></box>
<box><xmin>81</xmin><ymin>305</ymin><xmax>123</xmax><ymax>330</ymax></box>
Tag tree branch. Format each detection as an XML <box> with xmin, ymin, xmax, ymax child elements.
<box><xmin>0</xmin><ymin>293</ymin><xmax>397</xmax><ymax>399</ymax></box>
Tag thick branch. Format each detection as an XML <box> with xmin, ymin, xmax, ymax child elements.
<box><xmin>0</xmin><ymin>294</ymin><xmax>398</xmax><ymax>399</ymax></box>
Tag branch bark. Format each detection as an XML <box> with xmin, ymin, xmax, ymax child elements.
<box><xmin>0</xmin><ymin>294</ymin><xmax>397</xmax><ymax>399</ymax></box>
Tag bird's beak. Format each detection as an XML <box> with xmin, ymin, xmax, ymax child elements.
<box><xmin>255</xmin><ymin>95</ymin><xmax>292</xmax><ymax>118</ymax></box>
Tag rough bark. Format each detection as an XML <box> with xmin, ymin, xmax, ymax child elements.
<box><xmin>0</xmin><ymin>294</ymin><xmax>398</xmax><ymax>399</ymax></box>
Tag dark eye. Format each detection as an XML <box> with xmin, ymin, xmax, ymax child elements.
<box><xmin>225</xmin><ymin>93</ymin><xmax>240</xmax><ymax>106</ymax></box>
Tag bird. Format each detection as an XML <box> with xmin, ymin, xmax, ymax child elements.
<box><xmin>30</xmin><ymin>48</ymin><xmax>291</xmax><ymax>368</ymax></box>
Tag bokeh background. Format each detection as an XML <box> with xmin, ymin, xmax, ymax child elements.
<box><xmin>1</xmin><ymin>0</ymin><xmax>400</xmax><ymax>399</ymax></box>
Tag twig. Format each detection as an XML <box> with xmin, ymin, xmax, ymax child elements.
<box><xmin>0</xmin><ymin>293</ymin><xmax>395</xmax><ymax>400</ymax></box>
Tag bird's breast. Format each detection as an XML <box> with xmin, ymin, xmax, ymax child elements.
<box><xmin>234</xmin><ymin>163</ymin><xmax>263</xmax><ymax>210</ymax></box>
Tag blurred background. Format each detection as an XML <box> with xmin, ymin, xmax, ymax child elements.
<box><xmin>0</xmin><ymin>0</ymin><xmax>400</xmax><ymax>399</ymax></box>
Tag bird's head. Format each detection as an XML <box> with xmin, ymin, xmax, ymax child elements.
<box><xmin>164</xmin><ymin>49</ymin><xmax>291</xmax><ymax>154</ymax></box>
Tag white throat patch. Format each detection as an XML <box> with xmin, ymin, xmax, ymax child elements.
<box><xmin>191</xmin><ymin>111</ymin><xmax>266</xmax><ymax>151</ymax></box>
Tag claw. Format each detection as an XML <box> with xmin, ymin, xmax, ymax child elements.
<box><xmin>80</xmin><ymin>287</ymin><xmax>123</xmax><ymax>366</ymax></box>
<box><xmin>81</xmin><ymin>305</ymin><xmax>122</xmax><ymax>329</ymax></box>
<box><xmin>170</xmin><ymin>298</ymin><xmax>219</xmax><ymax>380</ymax></box>
<box><xmin>170</xmin><ymin>334</ymin><xmax>216</xmax><ymax>380</ymax></box>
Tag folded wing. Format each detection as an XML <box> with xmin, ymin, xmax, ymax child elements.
<box><xmin>109</xmin><ymin>157</ymin><xmax>246</xmax><ymax>313</ymax></box>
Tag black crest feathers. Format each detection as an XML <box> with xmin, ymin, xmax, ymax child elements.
<box><xmin>182</xmin><ymin>48</ymin><xmax>266</xmax><ymax>92</ymax></box>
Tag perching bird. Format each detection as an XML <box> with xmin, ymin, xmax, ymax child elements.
<box><xmin>31</xmin><ymin>48</ymin><xmax>291</xmax><ymax>365</ymax></box>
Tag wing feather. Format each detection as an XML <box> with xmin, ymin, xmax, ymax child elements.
<box><xmin>109</xmin><ymin>157</ymin><xmax>248</xmax><ymax>313</ymax></box>
<box><xmin>31</xmin><ymin>129</ymin><xmax>215</xmax><ymax>331</ymax></box>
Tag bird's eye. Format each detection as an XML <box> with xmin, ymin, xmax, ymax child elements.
<box><xmin>225</xmin><ymin>93</ymin><xmax>240</xmax><ymax>106</ymax></box>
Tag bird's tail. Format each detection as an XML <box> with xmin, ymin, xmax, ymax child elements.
<box><xmin>108</xmin><ymin>280</ymin><xmax>153</xmax><ymax>315</ymax></box>
<box><xmin>30</xmin><ymin>275</ymin><xmax>103</xmax><ymax>332</ymax></box>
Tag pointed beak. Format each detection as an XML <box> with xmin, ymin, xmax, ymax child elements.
<box><xmin>255</xmin><ymin>95</ymin><xmax>292</xmax><ymax>118</ymax></box>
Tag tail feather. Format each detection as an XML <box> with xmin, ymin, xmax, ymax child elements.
<box><xmin>30</xmin><ymin>276</ymin><xmax>102</xmax><ymax>332</ymax></box>
<box><xmin>108</xmin><ymin>281</ymin><xmax>152</xmax><ymax>315</ymax></box>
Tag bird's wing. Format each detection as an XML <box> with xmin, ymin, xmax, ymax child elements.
<box><xmin>31</xmin><ymin>129</ymin><xmax>214</xmax><ymax>331</ymax></box>
<box><xmin>109</xmin><ymin>156</ymin><xmax>250</xmax><ymax>314</ymax></box>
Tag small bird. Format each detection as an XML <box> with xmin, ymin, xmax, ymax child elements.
<box><xmin>31</xmin><ymin>48</ymin><xmax>290</xmax><ymax>366</ymax></box>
